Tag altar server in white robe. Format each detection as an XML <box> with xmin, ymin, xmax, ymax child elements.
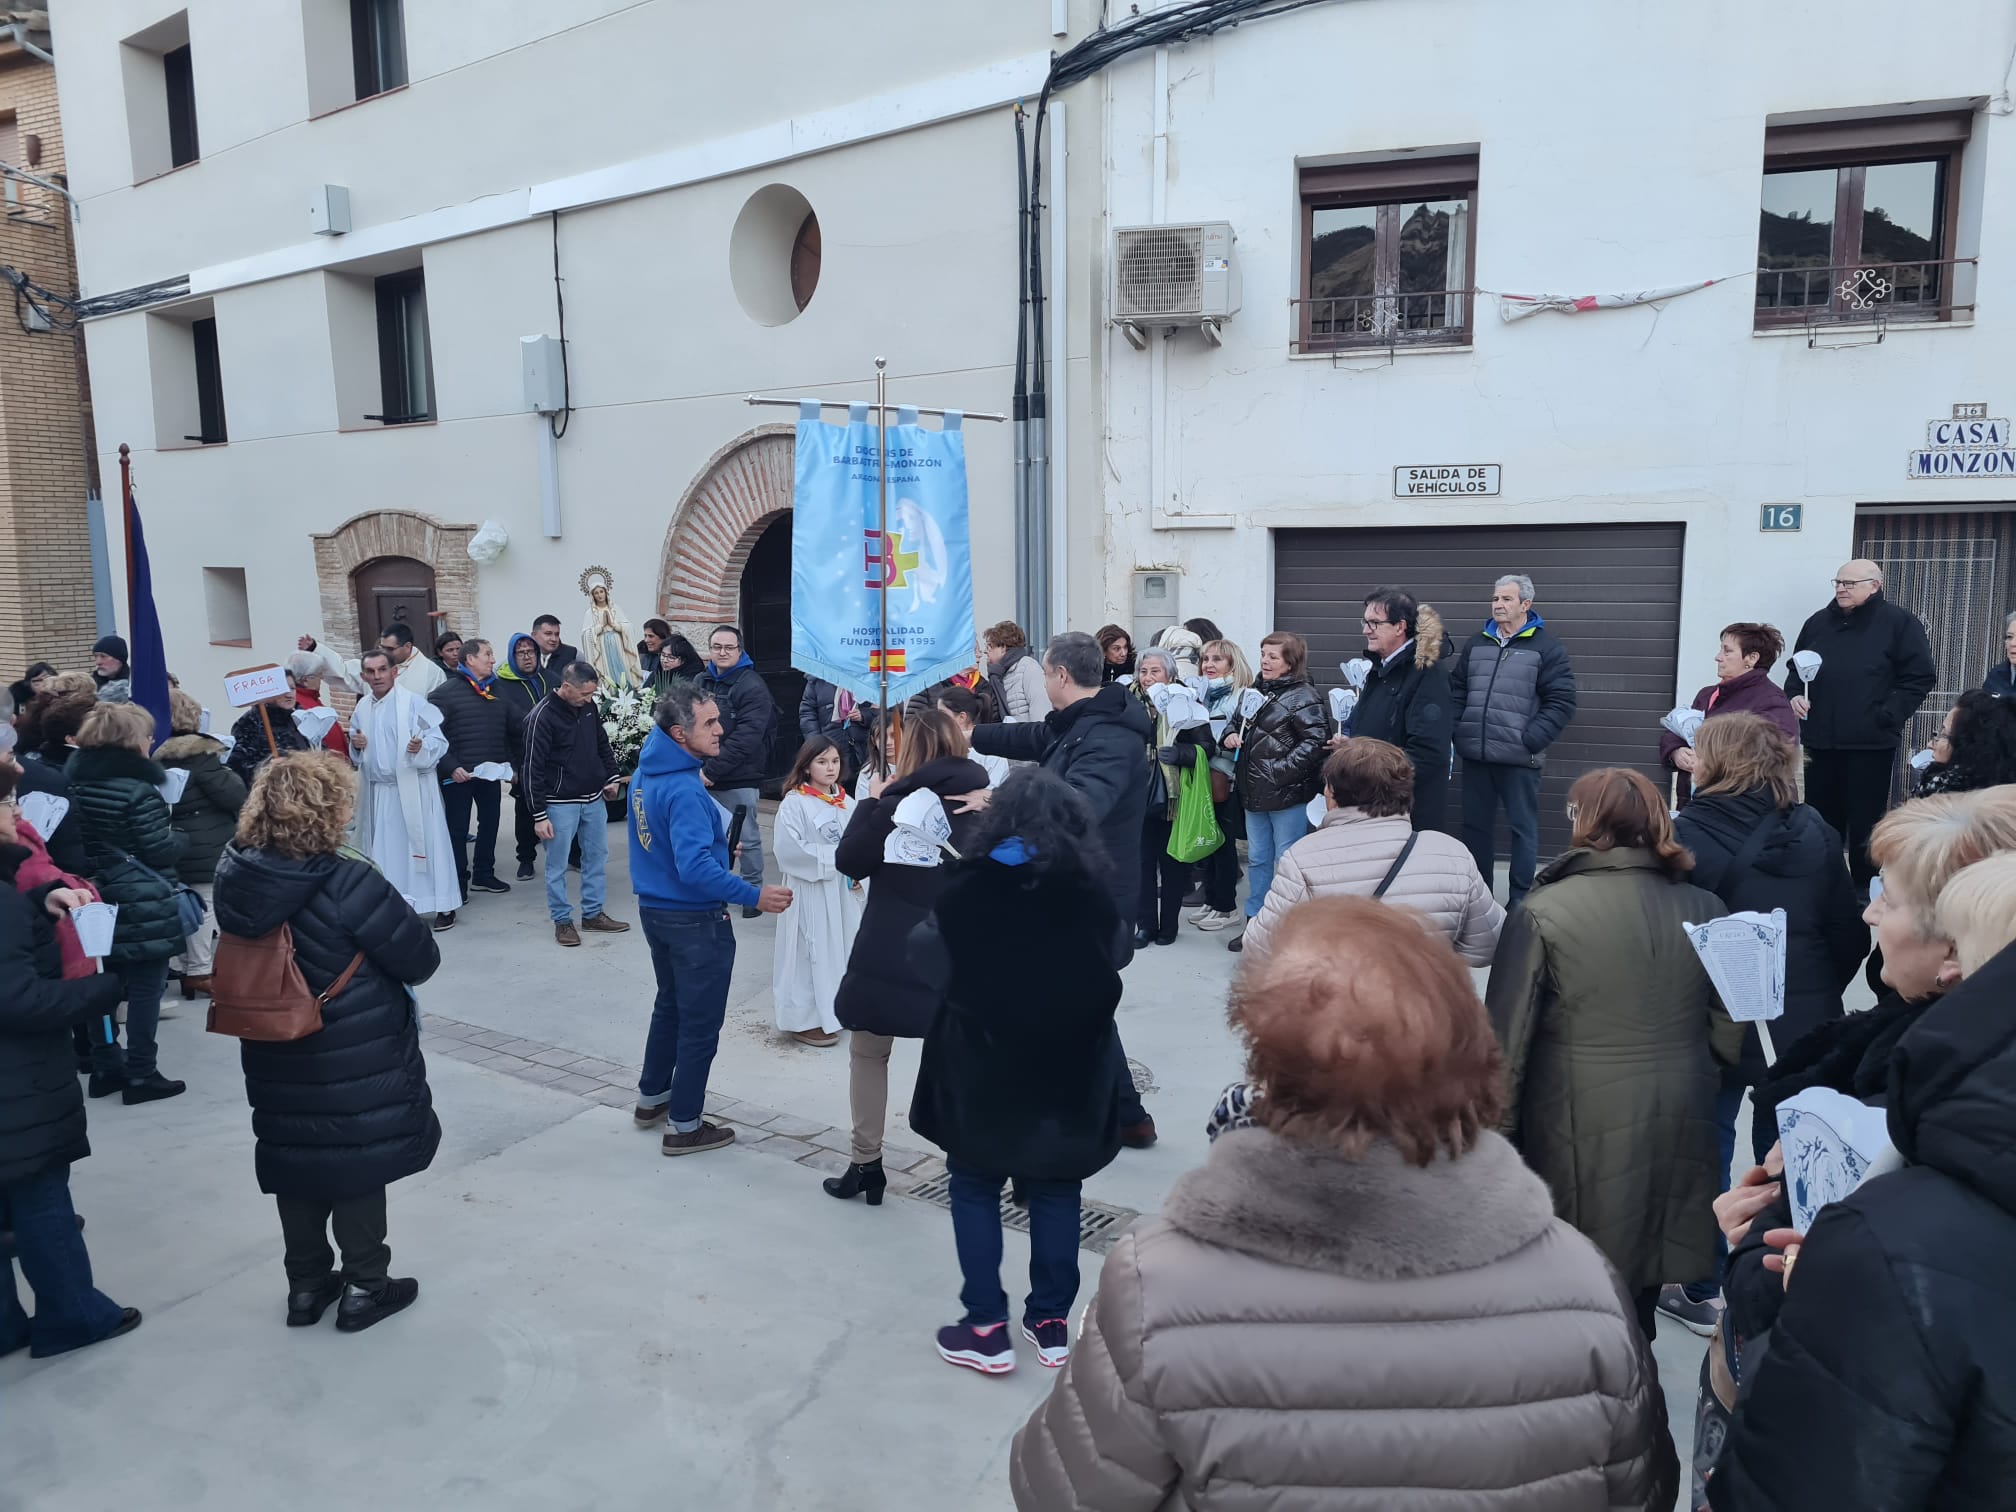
<box><xmin>349</xmin><ymin>650</ymin><xmax>462</xmax><ymax>917</ymax></box>
<box><xmin>772</xmin><ymin>737</ymin><xmax>866</xmax><ymax>1046</ymax></box>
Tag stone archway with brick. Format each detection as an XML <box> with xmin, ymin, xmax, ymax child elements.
<box><xmin>657</xmin><ymin>425</ymin><xmax>795</xmax><ymax>636</ymax></box>
<box><xmin>311</xmin><ymin>509</ymin><xmax>479</xmax><ymax>657</ymax></box>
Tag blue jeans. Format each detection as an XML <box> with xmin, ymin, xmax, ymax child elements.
<box><xmin>713</xmin><ymin>788</ymin><xmax>764</xmax><ymax>886</ymax></box>
<box><xmin>1461</xmin><ymin>761</ymin><xmax>1543</xmax><ymax>905</ymax></box>
<box><xmin>1241</xmin><ymin>805</ymin><xmax>1311</xmax><ymax>920</ymax></box>
<box><xmin>543</xmin><ymin>801</ymin><xmax>608</xmax><ymax>923</ymax></box>
<box><xmin>635</xmin><ymin>908</ymin><xmax>736</xmax><ymax>1131</ymax></box>
<box><xmin>87</xmin><ymin>958</ymin><xmax>171</xmax><ymax>1080</ymax></box>
<box><xmin>946</xmin><ymin>1160</ymin><xmax>1080</xmax><ymax>1327</ymax></box>
<box><xmin>1685</xmin><ymin>1072</ymin><xmax>1749</xmax><ymax>1302</ymax></box>
<box><xmin>0</xmin><ymin>1167</ymin><xmax>124</xmax><ymax>1358</ymax></box>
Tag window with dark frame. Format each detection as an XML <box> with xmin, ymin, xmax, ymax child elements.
<box><xmin>370</xmin><ymin>269</ymin><xmax>434</xmax><ymax>425</ymax></box>
<box><xmin>1297</xmin><ymin>155</ymin><xmax>1476</xmax><ymax>352</ymax></box>
<box><xmin>189</xmin><ymin>316</ymin><xmax>227</xmax><ymax>444</ymax></box>
<box><xmin>1755</xmin><ymin>112</ymin><xmax>1970</xmax><ymax>326</ymax></box>
<box><xmin>163</xmin><ymin>42</ymin><xmax>199</xmax><ymax>167</ymax></box>
<box><xmin>350</xmin><ymin>0</ymin><xmax>407</xmax><ymax>102</ymax></box>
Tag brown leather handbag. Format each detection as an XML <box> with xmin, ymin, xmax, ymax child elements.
<box><xmin>206</xmin><ymin>923</ymin><xmax>365</xmax><ymax>1042</ymax></box>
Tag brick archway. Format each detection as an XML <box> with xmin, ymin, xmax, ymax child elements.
<box><xmin>658</xmin><ymin>425</ymin><xmax>795</xmax><ymax>634</ymax></box>
<box><xmin>311</xmin><ymin>509</ymin><xmax>478</xmax><ymax>657</ymax></box>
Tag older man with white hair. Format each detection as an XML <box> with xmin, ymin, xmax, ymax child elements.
<box><xmin>1784</xmin><ymin>558</ymin><xmax>1936</xmax><ymax>891</ymax></box>
<box><xmin>1445</xmin><ymin>573</ymin><xmax>1578</xmax><ymax>907</ymax></box>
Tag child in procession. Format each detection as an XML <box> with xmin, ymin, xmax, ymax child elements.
<box><xmin>773</xmin><ymin>737</ymin><xmax>865</xmax><ymax>1047</ymax></box>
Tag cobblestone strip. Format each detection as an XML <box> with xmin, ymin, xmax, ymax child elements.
<box><xmin>419</xmin><ymin>1013</ymin><xmax>946</xmax><ymax>1193</ymax></box>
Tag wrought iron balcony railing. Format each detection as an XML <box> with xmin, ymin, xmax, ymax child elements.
<box><xmin>1292</xmin><ymin>289</ymin><xmax>1473</xmax><ymax>352</ymax></box>
<box><xmin>1754</xmin><ymin>257</ymin><xmax>1976</xmax><ymax>326</ymax></box>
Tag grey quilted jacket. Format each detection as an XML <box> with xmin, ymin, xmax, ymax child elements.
<box><xmin>1011</xmin><ymin>1126</ymin><xmax>1678</xmax><ymax>1510</ymax></box>
<box><xmin>1447</xmin><ymin>616</ymin><xmax>1577</xmax><ymax>766</ymax></box>
<box><xmin>1242</xmin><ymin>808</ymin><xmax>1503</xmax><ymax>964</ymax></box>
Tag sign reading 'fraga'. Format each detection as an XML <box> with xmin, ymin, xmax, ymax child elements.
<box><xmin>1908</xmin><ymin>402</ymin><xmax>2014</xmax><ymax>478</ymax></box>
<box><xmin>1394</xmin><ymin>464</ymin><xmax>1500</xmax><ymax>497</ymax></box>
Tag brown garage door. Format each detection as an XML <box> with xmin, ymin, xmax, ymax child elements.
<box><xmin>1275</xmin><ymin>522</ymin><xmax>1685</xmax><ymax>857</ymax></box>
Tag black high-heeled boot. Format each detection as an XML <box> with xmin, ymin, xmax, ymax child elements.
<box><xmin>822</xmin><ymin>1159</ymin><xmax>887</xmax><ymax>1206</ymax></box>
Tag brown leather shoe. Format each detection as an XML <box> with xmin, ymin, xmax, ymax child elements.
<box><xmin>1119</xmin><ymin>1116</ymin><xmax>1158</xmax><ymax>1149</ymax></box>
<box><xmin>661</xmin><ymin>1121</ymin><xmax>736</xmax><ymax>1157</ymax></box>
<box><xmin>581</xmin><ymin>913</ymin><xmax>630</xmax><ymax>933</ymax></box>
<box><xmin>181</xmin><ymin>975</ymin><xmax>213</xmax><ymax>997</ymax></box>
<box><xmin>555</xmin><ymin>921</ymin><xmax>581</xmax><ymax>947</ymax></box>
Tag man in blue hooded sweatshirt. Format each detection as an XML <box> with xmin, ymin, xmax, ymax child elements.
<box><xmin>629</xmin><ymin>682</ymin><xmax>792</xmax><ymax>1156</ymax></box>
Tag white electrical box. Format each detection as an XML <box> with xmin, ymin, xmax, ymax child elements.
<box><xmin>521</xmin><ymin>335</ymin><xmax>566</xmax><ymax>414</ymax></box>
<box><xmin>309</xmin><ymin>184</ymin><xmax>351</xmax><ymax>236</ymax></box>
<box><xmin>1131</xmin><ymin>570</ymin><xmax>1181</xmax><ymax>646</ymax></box>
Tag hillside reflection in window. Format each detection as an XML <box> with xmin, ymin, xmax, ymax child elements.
<box><xmin>1755</xmin><ymin>113</ymin><xmax>1965</xmax><ymax>325</ymax></box>
<box><xmin>1298</xmin><ymin>159</ymin><xmax>1475</xmax><ymax>351</ymax></box>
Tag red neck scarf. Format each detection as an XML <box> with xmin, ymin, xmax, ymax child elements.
<box><xmin>796</xmin><ymin>784</ymin><xmax>846</xmax><ymax>809</ymax></box>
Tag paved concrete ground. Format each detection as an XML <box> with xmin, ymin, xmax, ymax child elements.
<box><xmin>3</xmin><ymin>827</ymin><xmax>1720</xmax><ymax>1511</ymax></box>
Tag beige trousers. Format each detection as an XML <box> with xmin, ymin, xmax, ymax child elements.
<box><xmin>848</xmin><ymin>1030</ymin><xmax>896</xmax><ymax>1163</ymax></box>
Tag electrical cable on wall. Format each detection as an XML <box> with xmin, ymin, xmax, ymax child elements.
<box><xmin>548</xmin><ymin>210</ymin><xmax>573</xmax><ymax>438</ymax></box>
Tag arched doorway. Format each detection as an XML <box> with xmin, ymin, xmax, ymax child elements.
<box><xmin>739</xmin><ymin>514</ymin><xmax>802</xmax><ymax>764</ymax></box>
<box><xmin>352</xmin><ymin>556</ymin><xmax>438</xmax><ymax>650</ymax></box>
<box><xmin>311</xmin><ymin>509</ymin><xmax>477</xmax><ymax>661</ymax></box>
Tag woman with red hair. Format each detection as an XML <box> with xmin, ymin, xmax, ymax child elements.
<box><xmin>1013</xmin><ymin>895</ymin><xmax>1676</xmax><ymax>1510</ymax></box>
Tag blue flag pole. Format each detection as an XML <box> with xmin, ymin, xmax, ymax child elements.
<box><xmin>117</xmin><ymin>444</ymin><xmax>173</xmax><ymax>747</ymax></box>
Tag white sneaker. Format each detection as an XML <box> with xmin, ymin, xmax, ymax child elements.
<box><xmin>1194</xmin><ymin>908</ymin><xmax>1235</xmax><ymax>931</ymax></box>
<box><xmin>1186</xmin><ymin>903</ymin><xmax>1212</xmax><ymax>922</ymax></box>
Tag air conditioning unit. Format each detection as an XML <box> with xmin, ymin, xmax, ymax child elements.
<box><xmin>1112</xmin><ymin>221</ymin><xmax>1240</xmax><ymax>346</ymax></box>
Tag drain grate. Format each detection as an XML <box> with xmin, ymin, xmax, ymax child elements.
<box><xmin>904</xmin><ymin>1174</ymin><xmax>1142</xmax><ymax>1255</ymax></box>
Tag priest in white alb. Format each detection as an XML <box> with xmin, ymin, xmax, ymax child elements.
<box><xmin>349</xmin><ymin>649</ymin><xmax>462</xmax><ymax>919</ymax></box>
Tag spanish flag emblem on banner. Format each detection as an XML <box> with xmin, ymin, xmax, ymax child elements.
<box><xmin>868</xmin><ymin>649</ymin><xmax>908</xmax><ymax>673</ymax></box>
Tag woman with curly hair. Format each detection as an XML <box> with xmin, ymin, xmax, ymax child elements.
<box><xmin>211</xmin><ymin>751</ymin><xmax>441</xmax><ymax>1333</ymax></box>
<box><xmin>1486</xmin><ymin>766</ymin><xmax>1744</xmax><ymax>1339</ymax></box>
<box><xmin>1914</xmin><ymin>687</ymin><xmax>2016</xmax><ymax>795</ymax></box>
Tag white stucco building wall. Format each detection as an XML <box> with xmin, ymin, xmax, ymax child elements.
<box><xmin>51</xmin><ymin>0</ymin><xmax>1100</xmax><ymax>701</ymax></box>
<box><xmin>1091</xmin><ymin>0</ymin><xmax>2016</xmax><ymax>695</ymax></box>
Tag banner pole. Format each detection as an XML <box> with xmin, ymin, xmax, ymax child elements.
<box><xmin>875</xmin><ymin>357</ymin><xmax>895</xmax><ymax>768</ymax></box>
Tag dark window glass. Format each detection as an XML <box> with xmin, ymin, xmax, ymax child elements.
<box><xmin>351</xmin><ymin>0</ymin><xmax>408</xmax><ymax>101</ymax></box>
<box><xmin>1863</xmin><ymin>159</ymin><xmax>1944</xmax><ymax>305</ymax></box>
<box><xmin>789</xmin><ymin>211</ymin><xmax>821</xmax><ymax>311</ymax></box>
<box><xmin>372</xmin><ymin>270</ymin><xmax>433</xmax><ymax>424</ymax></box>
<box><xmin>163</xmin><ymin>45</ymin><xmax>199</xmax><ymax>168</ymax></box>
<box><xmin>190</xmin><ymin>317</ymin><xmax>227</xmax><ymax>444</ymax></box>
<box><xmin>1396</xmin><ymin>199</ymin><xmax>1466</xmax><ymax>331</ymax></box>
<box><xmin>1302</xmin><ymin>188</ymin><xmax>1471</xmax><ymax>347</ymax></box>
<box><xmin>1757</xmin><ymin>168</ymin><xmax>1836</xmax><ymax>308</ymax></box>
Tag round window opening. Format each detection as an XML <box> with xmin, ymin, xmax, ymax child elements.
<box><xmin>730</xmin><ymin>184</ymin><xmax>821</xmax><ymax>326</ymax></box>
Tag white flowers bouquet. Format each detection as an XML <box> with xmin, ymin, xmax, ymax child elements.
<box><xmin>597</xmin><ymin>688</ymin><xmax>654</xmax><ymax>775</ymax></box>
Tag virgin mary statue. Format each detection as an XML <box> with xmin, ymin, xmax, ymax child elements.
<box><xmin>579</xmin><ymin>566</ymin><xmax>644</xmax><ymax>690</ymax></box>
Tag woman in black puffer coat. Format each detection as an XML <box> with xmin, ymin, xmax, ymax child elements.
<box><xmin>66</xmin><ymin>701</ymin><xmax>187</xmax><ymax>1104</ymax></box>
<box><xmin>1221</xmin><ymin>631</ymin><xmax>1329</xmax><ymax>953</ymax></box>
<box><xmin>156</xmin><ymin>689</ymin><xmax>246</xmax><ymax>999</ymax></box>
<box><xmin>822</xmin><ymin>710</ymin><xmax>988</xmax><ymax>1205</ymax></box>
<box><xmin>0</xmin><ymin>766</ymin><xmax>142</xmax><ymax>1360</ymax></box>
<box><xmin>211</xmin><ymin>750</ymin><xmax>441</xmax><ymax>1334</ymax></box>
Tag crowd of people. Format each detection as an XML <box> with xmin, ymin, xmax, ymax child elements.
<box><xmin>4</xmin><ymin>555</ymin><xmax>2015</xmax><ymax>1512</ymax></box>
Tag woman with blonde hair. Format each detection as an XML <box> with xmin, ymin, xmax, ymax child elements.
<box><xmin>1487</xmin><ymin>766</ymin><xmax>1742</xmax><ymax>1339</ymax></box>
<box><xmin>156</xmin><ymin>688</ymin><xmax>246</xmax><ymax>1000</ymax></box>
<box><xmin>1710</xmin><ymin>791</ymin><xmax>2016</xmax><ymax>1510</ymax></box>
<box><xmin>822</xmin><ymin>709</ymin><xmax>989</xmax><ymax>1205</ymax></box>
<box><xmin>1015</xmin><ymin>895</ymin><xmax>1677</xmax><ymax>1508</ymax></box>
<box><xmin>66</xmin><ymin>700</ymin><xmax>188</xmax><ymax>1103</ymax></box>
<box><xmin>211</xmin><ymin>751</ymin><xmax>441</xmax><ymax>1332</ymax></box>
<box><xmin>1191</xmin><ymin>638</ymin><xmax>1252</xmax><ymax>931</ymax></box>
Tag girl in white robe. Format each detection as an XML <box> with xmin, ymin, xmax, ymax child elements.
<box><xmin>773</xmin><ymin>737</ymin><xmax>866</xmax><ymax>1045</ymax></box>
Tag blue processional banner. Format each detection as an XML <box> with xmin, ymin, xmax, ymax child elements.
<box><xmin>789</xmin><ymin>405</ymin><xmax>976</xmax><ymax>708</ymax></box>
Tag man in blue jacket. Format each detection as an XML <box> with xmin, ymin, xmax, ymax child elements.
<box><xmin>628</xmin><ymin>683</ymin><xmax>792</xmax><ymax>1157</ymax></box>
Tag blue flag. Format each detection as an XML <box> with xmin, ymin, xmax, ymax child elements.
<box><xmin>123</xmin><ymin>491</ymin><xmax>172</xmax><ymax>746</ymax></box>
<box><xmin>790</xmin><ymin>408</ymin><xmax>976</xmax><ymax>706</ymax></box>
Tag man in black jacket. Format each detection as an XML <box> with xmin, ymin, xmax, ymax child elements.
<box><xmin>428</xmin><ymin>639</ymin><xmax>524</xmax><ymax>923</ymax></box>
<box><xmin>1446</xmin><ymin>574</ymin><xmax>1577</xmax><ymax>907</ymax></box>
<box><xmin>1783</xmin><ymin>560</ymin><xmax>1936</xmax><ymax>890</ymax></box>
<box><xmin>1349</xmin><ymin>588</ymin><xmax>1455</xmax><ymax>833</ymax></box>
<box><xmin>697</xmin><ymin>626</ymin><xmax>778</xmax><ymax>915</ymax></box>
<box><xmin>971</xmin><ymin>631</ymin><xmax>1158</xmax><ymax>1145</ymax></box>
<box><xmin>530</xmin><ymin>615</ymin><xmax>578</xmax><ymax>691</ymax></box>
<box><xmin>521</xmin><ymin>661</ymin><xmax>629</xmax><ymax>948</ymax></box>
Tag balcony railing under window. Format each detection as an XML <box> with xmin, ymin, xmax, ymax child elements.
<box><xmin>1754</xmin><ymin>256</ymin><xmax>1976</xmax><ymax>325</ymax></box>
<box><xmin>1292</xmin><ymin>289</ymin><xmax>1471</xmax><ymax>353</ymax></box>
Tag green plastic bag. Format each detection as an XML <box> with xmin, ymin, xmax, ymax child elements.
<box><xmin>1167</xmin><ymin>746</ymin><xmax>1224</xmax><ymax>864</ymax></box>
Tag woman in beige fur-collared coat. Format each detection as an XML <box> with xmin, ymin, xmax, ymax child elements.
<box><xmin>1011</xmin><ymin>895</ymin><xmax>1677</xmax><ymax>1512</ymax></box>
<box><xmin>1242</xmin><ymin>737</ymin><xmax>1502</xmax><ymax>963</ymax></box>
